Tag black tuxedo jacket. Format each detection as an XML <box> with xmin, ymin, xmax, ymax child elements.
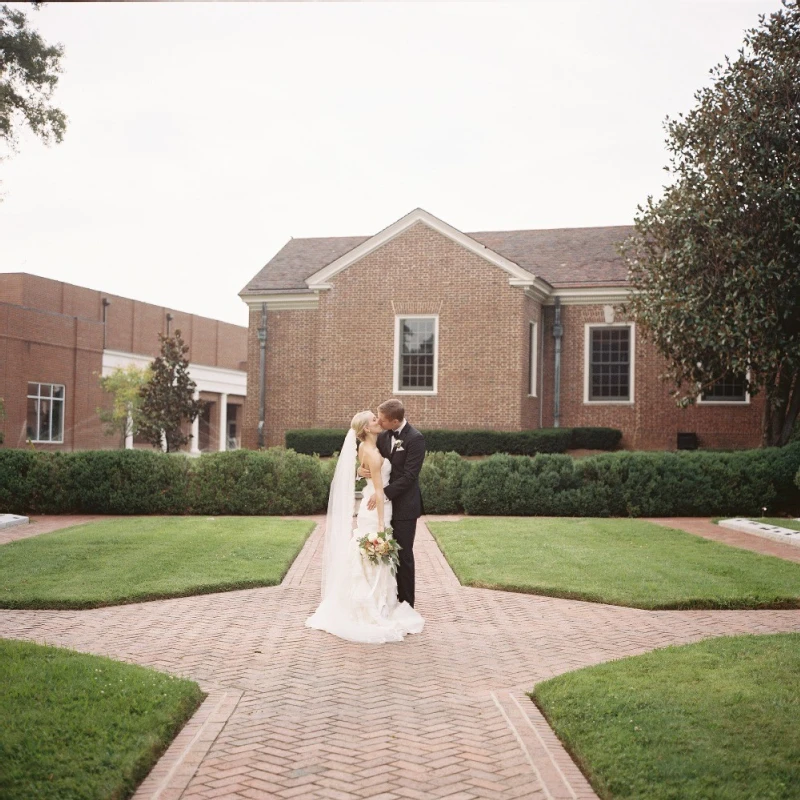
<box><xmin>378</xmin><ymin>423</ymin><xmax>425</xmax><ymax>521</ymax></box>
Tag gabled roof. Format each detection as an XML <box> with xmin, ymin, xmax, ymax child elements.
<box><xmin>469</xmin><ymin>225</ymin><xmax>633</xmax><ymax>287</ymax></box>
<box><xmin>240</xmin><ymin>209</ymin><xmax>633</xmax><ymax>297</ymax></box>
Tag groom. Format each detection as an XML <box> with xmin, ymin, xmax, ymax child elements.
<box><xmin>362</xmin><ymin>398</ymin><xmax>425</xmax><ymax>607</ymax></box>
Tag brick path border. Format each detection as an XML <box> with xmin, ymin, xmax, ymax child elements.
<box><xmin>644</xmin><ymin>516</ymin><xmax>800</xmax><ymax>563</ymax></box>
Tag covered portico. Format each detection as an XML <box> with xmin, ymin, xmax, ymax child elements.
<box><xmin>101</xmin><ymin>349</ymin><xmax>247</xmax><ymax>453</ymax></box>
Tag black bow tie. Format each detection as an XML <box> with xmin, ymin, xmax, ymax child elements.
<box><xmin>391</xmin><ymin>429</ymin><xmax>402</xmax><ymax>438</ymax></box>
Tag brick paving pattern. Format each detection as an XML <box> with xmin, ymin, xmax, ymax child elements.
<box><xmin>1</xmin><ymin>515</ymin><xmax>799</xmax><ymax>799</ymax></box>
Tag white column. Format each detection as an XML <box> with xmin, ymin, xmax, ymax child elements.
<box><xmin>191</xmin><ymin>390</ymin><xmax>201</xmax><ymax>454</ymax></box>
<box><xmin>218</xmin><ymin>393</ymin><xmax>228</xmax><ymax>452</ymax></box>
<box><xmin>125</xmin><ymin>412</ymin><xmax>133</xmax><ymax>450</ymax></box>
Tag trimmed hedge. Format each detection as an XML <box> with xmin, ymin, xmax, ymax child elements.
<box><xmin>460</xmin><ymin>443</ymin><xmax>800</xmax><ymax>517</ymax></box>
<box><xmin>4</xmin><ymin>442</ymin><xmax>796</xmax><ymax>519</ymax></box>
<box><xmin>419</xmin><ymin>452</ymin><xmax>473</xmax><ymax>514</ymax></box>
<box><xmin>286</xmin><ymin>427</ymin><xmax>622</xmax><ymax>456</ymax></box>
<box><xmin>420</xmin><ymin>429</ymin><xmax>574</xmax><ymax>456</ymax></box>
<box><xmin>187</xmin><ymin>449</ymin><xmax>329</xmax><ymax>515</ymax></box>
<box><xmin>0</xmin><ymin>448</ymin><xmax>327</xmax><ymax>516</ymax></box>
<box><xmin>570</xmin><ymin>426</ymin><xmax>623</xmax><ymax>450</ymax></box>
<box><xmin>285</xmin><ymin>429</ymin><xmax>347</xmax><ymax>457</ymax></box>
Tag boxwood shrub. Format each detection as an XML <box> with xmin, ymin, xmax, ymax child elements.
<box><xmin>188</xmin><ymin>448</ymin><xmax>328</xmax><ymax>515</ymax></box>
<box><xmin>287</xmin><ymin>427</ymin><xmax>621</xmax><ymax>456</ymax></box>
<box><xmin>285</xmin><ymin>429</ymin><xmax>347</xmax><ymax>457</ymax></box>
<box><xmin>5</xmin><ymin>441</ymin><xmax>794</xmax><ymax>518</ymax></box>
<box><xmin>420</xmin><ymin>428</ymin><xmax>574</xmax><ymax>456</ymax></box>
<box><xmin>419</xmin><ymin>452</ymin><xmax>473</xmax><ymax>514</ymax></box>
<box><xmin>0</xmin><ymin>448</ymin><xmax>328</xmax><ymax>516</ymax></box>
<box><xmin>570</xmin><ymin>426</ymin><xmax>623</xmax><ymax>450</ymax></box>
<box><xmin>61</xmin><ymin>450</ymin><xmax>192</xmax><ymax>514</ymax></box>
<box><xmin>460</xmin><ymin>443</ymin><xmax>800</xmax><ymax>517</ymax></box>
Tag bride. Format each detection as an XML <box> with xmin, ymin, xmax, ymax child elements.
<box><xmin>305</xmin><ymin>410</ymin><xmax>424</xmax><ymax>643</ymax></box>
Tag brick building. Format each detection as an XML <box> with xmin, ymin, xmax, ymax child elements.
<box><xmin>239</xmin><ymin>208</ymin><xmax>762</xmax><ymax>451</ymax></box>
<box><xmin>0</xmin><ymin>274</ymin><xmax>247</xmax><ymax>452</ymax></box>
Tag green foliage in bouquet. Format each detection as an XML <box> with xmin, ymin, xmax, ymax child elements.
<box><xmin>356</xmin><ymin>526</ymin><xmax>401</xmax><ymax>572</ymax></box>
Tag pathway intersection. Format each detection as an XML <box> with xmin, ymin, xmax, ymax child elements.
<box><xmin>1</xmin><ymin>516</ymin><xmax>799</xmax><ymax>800</ymax></box>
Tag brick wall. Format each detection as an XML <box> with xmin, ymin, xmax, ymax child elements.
<box><xmin>2</xmin><ymin>274</ymin><xmax>246</xmax><ymax>368</ymax></box>
<box><xmin>540</xmin><ymin>304</ymin><xmax>763</xmax><ymax>450</ymax></box>
<box><xmin>247</xmin><ymin>223</ymin><xmax>536</xmax><ymax>447</ymax></box>
<box><xmin>0</xmin><ymin>274</ymin><xmax>248</xmax><ymax>451</ymax></box>
<box><xmin>0</xmin><ymin>303</ymin><xmax>109</xmax><ymax>450</ymax></box>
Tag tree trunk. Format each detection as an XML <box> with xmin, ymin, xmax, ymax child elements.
<box><xmin>763</xmin><ymin>368</ymin><xmax>800</xmax><ymax>447</ymax></box>
<box><xmin>777</xmin><ymin>371</ymin><xmax>800</xmax><ymax>446</ymax></box>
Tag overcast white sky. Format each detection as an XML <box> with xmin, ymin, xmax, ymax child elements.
<box><xmin>0</xmin><ymin>0</ymin><xmax>785</xmax><ymax>327</ymax></box>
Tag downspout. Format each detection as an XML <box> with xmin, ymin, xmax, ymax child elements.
<box><xmin>257</xmin><ymin>302</ymin><xmax>267</xmax><ymax>448</ymax></box>
<box><xmin>553</xmin><ymin>297</ymin><xmax>562</xmax><ymax>428</ymax></box>
<box><xmin>538</xmin><ymin>313</ymin><xmax>545</xmax><ymax>429</ymax></box>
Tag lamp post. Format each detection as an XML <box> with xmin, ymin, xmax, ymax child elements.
<box><xmin>257</xmin><ymin>302</ymin><xmax>267</xmax><ymax>449</ymax></box>
<box><xmin>166</xmin><ymin>312</ymin><xmax>174</xmax><ymax>336</ymax></box>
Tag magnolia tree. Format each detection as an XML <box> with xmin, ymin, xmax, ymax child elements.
<box><xmin>1</xmin><ymin>3</ymin><xmax>66</xmax><ymax>155</ymax></box>
<box><xmin>98</xmin><ymin>365</ymin><xmax>151</xmax><ymax>448</ymax></box>
<box><xmin>138</xmin><ymin>330</ymin><xmax>205</xmax><ymax>453</ymax></box>
<box><xmin>621</xmin><ymin>1</ymin><xmax>800</xmax><ymax>446</ymax></box>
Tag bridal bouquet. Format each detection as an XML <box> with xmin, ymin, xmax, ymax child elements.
<box><xmin>356</xmin><ymin>527</ymin><xmax>401</xmax><ymax>572</ymax></box>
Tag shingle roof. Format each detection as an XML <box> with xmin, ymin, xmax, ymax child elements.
<box><xmin>469</xmin><ymin>226</ymin><xmax>633</xmax><ymax>287</ymax></box>
<box><xmin>240</xmin><ymin>225</ymin><xmax>634</xmax><ymax>295</ymax></box>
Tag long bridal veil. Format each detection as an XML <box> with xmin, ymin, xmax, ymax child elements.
<box><xmin>319</xmin><ymin>428</ymin><xmax>357</xmax><ymax>601</ymax></box>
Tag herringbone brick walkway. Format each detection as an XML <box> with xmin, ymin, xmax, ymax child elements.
<box><xmin>1</xmin><ymin>516</ymin><xmax>799</xmax><ymax>800</ymax></box>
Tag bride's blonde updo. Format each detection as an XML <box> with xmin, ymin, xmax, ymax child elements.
<box><xmin>350</xmin><ymin>410</ymin><xmax>373</xmax><ymax>442</ymax></box>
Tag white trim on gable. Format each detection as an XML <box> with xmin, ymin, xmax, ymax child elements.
<box><xmin>305</xmin><ymin>208</ymin><xmax>538</xmax><ymax>291</ymax></box>
<box><xmin>547</xmin><ymin>287</ymin><xmax>631</xmax><ymax>305</ymax></box>
<box><xmin>239</xmin><ymin>292</ymin><xmax>320</xmax><ymax>311</ymax></box>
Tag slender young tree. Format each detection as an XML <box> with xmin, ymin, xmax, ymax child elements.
<box><xmin>621</xmin><ymin>1</ymin><xmax>800</xmax><ymax>446</ymax></box>
<box><xmin>138</xmin><ymin>330</ymin><xmax>205</xmax><ymax>453</ymax></box>
<box><xmin>97</xmin><ymin>365</ymin><xmax>151</xmax><ymax>448</ymax></box>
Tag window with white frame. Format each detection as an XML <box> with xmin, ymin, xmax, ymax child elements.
<box><xmin>700</xmin><ymin>372</ymin><xmax>749</xmax><ymax>403</ymax></box>
<box><xmin>585</xmin><ymin>325</ymin><xmax>634</xmax><ymax>402</ymax></box>
<box><xmin>27</xmin><ymin>382</ymin><xmax>65</xmax><ymax>442</ymax></box>
<box><xmin>394</xmin><ymin>316</ymin><xmax>438</xmax><ymax>393</ymax></box>
<box><xmin>528</xmin><ymin>321</ymin><xmax>538</xmax><ymax>396</ymax></box>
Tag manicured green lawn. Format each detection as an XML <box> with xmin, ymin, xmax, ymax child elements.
<box><xmin>532</xmin><ymin>634</ymin><xmax>800</xmax><ymax>800</ymax></box>
<box><xmin>0</xmin><ymin>517</ymin><xmax>315</xmax><ymax>609</ymax></box>
<box><xmin>745</xmin><ymin>517</ymin><xmax>800</xmax><ymax>532</ymax></box>
<box><xmin>427</xmin><ymin>517</ymin><xmax>800</xmax><ymax>609</ymax></box>
<box><xmin>0</xmin><ymin>638</ymin><xmax>205</xmax><ymax>800</ymax></box>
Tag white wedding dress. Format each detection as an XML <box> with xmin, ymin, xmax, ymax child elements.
<box><xmin>306</xmin><ymin>455</ymin><xmax>424</xmax><ymax>644</ymax></box>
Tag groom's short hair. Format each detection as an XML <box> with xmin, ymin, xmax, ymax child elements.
<box><xmin>378</xmin><ymin>398</ymin><xmax>405</xmax><ymax>422</ymax></box>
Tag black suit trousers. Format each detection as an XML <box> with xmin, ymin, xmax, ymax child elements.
<box><xmin>392</xmin><ymin>518</ymin><xmax>417</xmax><ymax>607</ymax></box>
